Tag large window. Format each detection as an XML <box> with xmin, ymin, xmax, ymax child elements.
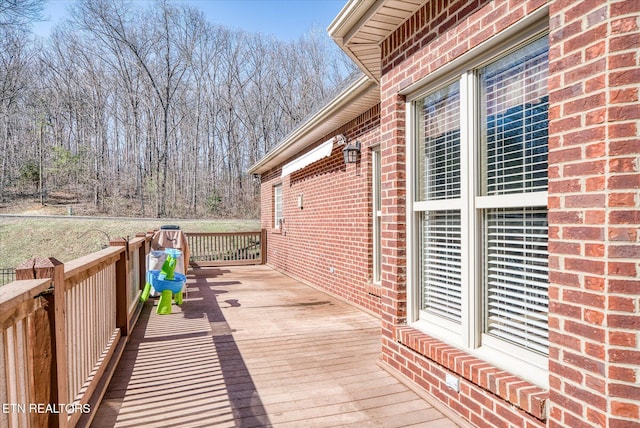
<box><xmin>408</xmin><ymin>34</ymin><xmax>549</xmax><ymax>384</ymax></box>
<box><xmin>274</xmin><ymin>184</ymin><xmax>283</xmax><ymax>229</ymax></box>
<box><xmin>416</xmin><ymin>82</ymin><xmax>462</xmax><ymax>323</ymax></box>
<box><xmin>479</xmin><ymin>38</ymin><xmax>549</xmax><ymax>356</ymax></box>
<box><xmin>373</xmin><ymin>149</ymin><xmax>382</xmax><ymax>284</ymax></box>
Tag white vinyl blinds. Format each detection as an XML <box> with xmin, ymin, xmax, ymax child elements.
<box><xmin>415</xmin><ymin>82</ymin><xmax>462</xmax><ymax>324</ymax></box>
<box><xmin>422</xmin><ymin>210</ymin><xmax>462</xmax><ymax>322</ymax></box>
<box><xmin>411</xmin><ymin>34</ymin><xmax>550</xmax><ymax>368</ymax></box>
<box><xmin>417</xmin><ymin>83</ymin><xmax>461</xmax><ymax>201</ymax></box>
<box><xmin>481</xmin><ymin>37</ymin><xmax>549</xmax><ymax>196</ymax></box>
<box><xmin>485</xmin><ymin>207</ymin><xmax>549</xmax><ymax>354</ymax></box>
<box><xmin>479</xmin><ymin>37</ymin><xmax>549</xmax><ymax>355</ymax></box>
<box><xmin>274</xmin><ymin>184</ymin><xmax>283</xmax><ymax>229</ymax></box>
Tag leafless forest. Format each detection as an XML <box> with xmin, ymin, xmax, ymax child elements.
<box><xmin>0</xmin><ymin>0</ymin><xmax>355</xmax><ymax>217</ymax></box>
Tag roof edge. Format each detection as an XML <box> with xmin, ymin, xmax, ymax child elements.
<box><xmin>248</xmin><ymin>74</ymin><xmax>378</xmax><ymax>175</ymax></box>
<box><xmin>327</xmin><ymin>0</ymin><xmax>381</xmax><ymax>81</ymax></box>
<box><xmin>327</xmin><ymin>0</ymin><xmax>372</xmax><ymax>40</ymax></box>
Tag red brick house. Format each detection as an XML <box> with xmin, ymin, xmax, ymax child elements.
<box><xmin>249</xmin><ymin>1</ymin><xmax>640</xmax><ymax>427</ymax></box>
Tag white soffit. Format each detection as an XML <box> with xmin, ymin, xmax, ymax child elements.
<box><xmin>281</xmin><ymin>139</ymin><xmax>333</xmax><ymax>177</ymax></box>
<box><xmin>328</xmin><ymin>0</ymin><xmax>424</xmax><ymax>81</ymax></box>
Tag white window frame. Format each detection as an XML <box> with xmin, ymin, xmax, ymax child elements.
<box><xmin>405</xmin><ymin>9</ymin><xmax>550</xmax><ymax>388</ymax></box>
<box><xmin>373</xmin><ymin>148</ymin><xmax>382</xmax><ymax>284</ymax></box>
<box><xmin>274</xmin><ymin>184</ymin><xmax>283</xmax><ymax>229</ymax></box>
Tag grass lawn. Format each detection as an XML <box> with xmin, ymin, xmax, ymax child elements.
<box><xmin>0</xmin><ymin>216</ymin><xmax>259</xmax><ymax>269</ymax></box>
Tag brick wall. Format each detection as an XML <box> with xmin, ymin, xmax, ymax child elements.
<box><xmin>259</xmin><ymin>106</ymin><xmax>382</xmax><ymax>315</ymax></box>
<box><xmin>257</xmin><ymin>0</ymin><xmax>639</xmax><ymax>425</ymax></box>
<box><xmin>547</xmin><ymin>1</ymin><xmax>640</xmax><ymax>427</ymax></box>
<box><xmin>379</xmin><ymin>1</ymin><xmax>551</xmax><ymax>427</ymax></box>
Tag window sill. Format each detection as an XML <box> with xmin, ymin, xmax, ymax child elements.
<box><xmin>365</xmin><ymin>283</ymin><xmax>382</xmax><ymax>298</ymax></box>
<box><xmin>271</xmin><ymin>228</ymin><xmax>283</xmax><ymax>235</ymax></box>
<box><xmin>395</xmin><ymin>326</ymin><xmax>548</xmax><ymax>421</ymax></box>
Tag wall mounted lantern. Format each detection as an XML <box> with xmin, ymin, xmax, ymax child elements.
<box><xmin>342</xmin><ymin>140</ymin><xmax>361</xmax><ymax>164</ymax></box>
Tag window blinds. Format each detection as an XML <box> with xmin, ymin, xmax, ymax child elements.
<box><xmin>418</xmin><ymin>82</ymin><xmax>461</xmax><ymax>201</ymax></box>
<box><xmin>274</xmin><ymin>185</ymin><xmax>283</xmax><ymax>227</ymax></box>
<box><xmin>422</xmin><ymin>210</ymin><xmax>462</xmax><ymax>323</ymax></box>
<box><xmin>418</xmin><ymin>82</ymin><xmax>462</xmax><ymax>324</ymax></box>
<box><xmin>485</xmin><ymin>207</ymin><xmax>549</xmax><ymax>354</ymax></box>
<box><xmin>481</xmin><ymin>37</ymin><xmax>550</xmax><ymax>355</ymax></box>
<box><xmin>481</xmin><ymin>37</ymin><xmax>549</xmax><ymax>196</ymax></box>
<box><xmin>413</xmin><ymin>35</ymin><xmax>550</xmax><ymax>361</ymax></box>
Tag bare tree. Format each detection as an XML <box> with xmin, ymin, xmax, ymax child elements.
<box><xmin>0</xmin><ymin>0</ymin><xmax>44</xmax><ymax>29</ymax></box>
<box><xmin>4</xmin><ymin>0</ymin><xmax>356</xmax><ymax>218</ymax></box>
<box><xmin>0</xmin><ymin>0</ymin><xmax>44</xmax><ymax>201</ymax></box>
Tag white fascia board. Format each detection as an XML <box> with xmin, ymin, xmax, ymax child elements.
<box><xmin>328</xmin><ymin>0</ymin><xmax>382</xmax><ymax>81</ymax></box>
<box><xmin>328</xmin><ymin>0</ymin><xmax>380</xmax><ymax>41</ymax></box>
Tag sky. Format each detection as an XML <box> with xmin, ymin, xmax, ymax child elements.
<box><xmin>34</xmin><ymin>0</ymin><xmax>347</xmax><ymax>41</ymax></box>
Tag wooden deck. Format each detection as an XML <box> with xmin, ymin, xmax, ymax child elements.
<box><xmin>91</xmin><ymin>265</ymin><xmax>466</xmax><ymax>428</ymax></box>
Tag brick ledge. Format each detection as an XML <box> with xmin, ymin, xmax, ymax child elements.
<box><xmin>395</xmin><ymin>326</ymin><xmax>548</xmax><ymax>420</ymax></box>
<box><xmin>365</xmin><ymin>283</ymin><xmax>382</xmax><ymax>297</ymax></box>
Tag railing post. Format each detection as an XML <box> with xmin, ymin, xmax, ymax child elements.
<box><xmin>15</xmin><ymin>258</ymin><xmax>59</xmax><ymax>428</ymax></box>
<box><xmin>34</xmin><ymin>257</ymin><xmax>67</xmax><ymax>427</ymax></box>
<box><xmin>110</xmin><ymin>238</ymin><xmax>129</xmax><ymax>336</ymax></box>
<box><xmin>261</xmin><ymin>228</ymin><xmax>267</xmax><ymax>265</ymax></box>
<box><xmin>136</xmin><ymin>232</ymin><xmax>149</xmax><ymax>291</ymax></box>
<box><xmin>14</xmin><ymin>257</ymin><xmax>36</xmax><ymax>281</ymax></box>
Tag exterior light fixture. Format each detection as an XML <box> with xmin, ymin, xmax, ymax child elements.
<box><xmin>342</xmin><ymin>140</ymin><xmax>361</xmax><ymax>164</ymax></box>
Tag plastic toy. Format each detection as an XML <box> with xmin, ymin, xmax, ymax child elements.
<box><xmin>149</xmin><ymin>270</ymin><xmax>186</xmax><ymax>314</ymax></box>
<box><xmin>159</xmin><ymin>255</ymin><xmax>176</xmax><ymax>280</ymax></box>
<box><xmin>140</xmin><ymin>248</ymin><xmax>186</xmax><ymax>314</ymax></box>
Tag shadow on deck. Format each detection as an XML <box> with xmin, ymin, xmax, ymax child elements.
<box><xmin>91</xmin><ymin>265</ymin><xmax>464</xmax><ymax>428</ymax></box>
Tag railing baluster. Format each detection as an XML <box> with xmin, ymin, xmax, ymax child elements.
<box><xmin>90</xmin><ymin>275</ymin><xmax>96</xmax><ymax>382</ymax></box>
<box><xmin>3</xmin><ymin>236</ymin><xmax>150</xmax><ymax>428</ymax></box>
<box><xmin>184</xmin><ymin>230</ymin><xmax>266</xmax><ymax>267</ymax></box>
<box><xmin>15</xmin><ymin>322</ymin><xmax>27</xmax><ymax>426</ymax></box>
<box><xmin>68</xmin><ymin>286</ymin><xmax>75</xmax><ymax>402</ymax></box>
<box><xmin>82</xmin><ymin>277</ymin><xmax>88</xmax><ymax>398</ymax></box>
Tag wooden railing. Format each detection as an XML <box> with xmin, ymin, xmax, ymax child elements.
<box><xmin>0</xmin><ymin>229</ymin><xmax>264</xmax><ymax>427</ymax></box>
<box><xmin>0</xmin><ymin>276</ymin><xmax>52</xmax><ymax>428</ymax></box>
<box><xmin>186</xmin><ymin>230</ymin><xmax>266</xmax><ymax>266</ymax></box>
<box><xmin>0</xmin><ymin>234</ymin><xmax>151</xmax><ymax>428</ymax></box>
<box><xmin>111</xmin><ymin>236</ymin><xmax>147</xmax><ymax>326</ymax></box>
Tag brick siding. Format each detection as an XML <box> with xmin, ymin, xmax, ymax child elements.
<box><xmin>547</xmin><ymin>0</ymin><xmax>640</xmax><ymax>427</ymax></box>
<box><xmin>260</xmin><ymin>106</ymin><xmax>382</xmax><ymax>315</ymax></box>
<box><xmin>377</xmin><ymin>0</ymin><xmax>640</xmax><ymax>427</ymax></box>
<box><xmin>258</xmin><ymin>0</ymin><xmax>639</xmax><ymax>426</ymax></box>
<box><xmin>379</xmin><ymin>1</ymin><xmax>550</xmax><ymax>427</ymax></box>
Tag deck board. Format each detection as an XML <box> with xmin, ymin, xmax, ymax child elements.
<box><xmin>91</xmin><ymin>265</ymin><xmax>466</xmax><ymax>428</ymax></box>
